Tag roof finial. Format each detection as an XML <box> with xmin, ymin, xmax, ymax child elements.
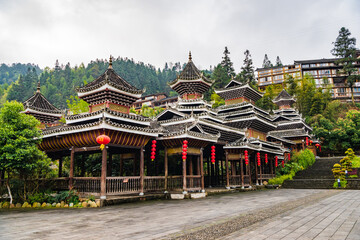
<box><xmin>109</xmin><ymin>55</ymin><xmax>113</xmax><ymax>69</ymax></box>
<box><xmin>36</xmin><ymin>81</ymin><xmax>40</xmax><ymax>93</ymax></box>
<box><xmin>189</xmin><ymin>51</ymin><xmax>192</xmax><ymax>61</ymax></box>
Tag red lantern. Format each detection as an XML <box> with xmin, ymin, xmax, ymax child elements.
<box><xmin>315</xmin><ymin>143</ymin><xmax>321</xmax><ymax>152</ymax></box>
<box><xmin>275</xmin><ymin>156</ymin><xmax>278</xmax><ymax>167</ymax></box>
<box><xmin>150</xmin><ymin>139</ymin><xmax>157</xmax><ymax>161</ymax></box>
<box><xmin>96</xmin><ymin>134</ymin><xmax>111</xmax><ymax>150</ymax></box>
<box><xmin>257</xmin><ymin>152</ymin><xmax>261</xmax><ymax>166</ymax></box>
<box><xmin>288</xmin><ymin>153</ymin><xmax>291</xmax><ymax>161</ymax></box>
<box><xmin>282</xmin><ymin>160</ymin><xmax>285</xmax><ymax>168</ymax></box>
<box><xmin>265</xmin><ymin>154</ymin><xmax>268</xmax><ymax>164</ymax></box>
<box><xmin>244</xmin><ymin>150</ymin><xmax>249</xmax><ymax>165</ymax></box>
<box><xmin>182</xmin><ymin>140</ymin><xmax>188</xmax><ymax>161</ymax></box>
<box><xmin>211</xmin><ymin>145</ymin><xmax>216</xmax><ymax>164</ymax></box>
<box><xmin>309</xmin><ymin>140</ymin><xmax>313</xmax><ymax>145</ymax></box>
<box><xmin>306</xmin><ymin>137</ymin><xmax>309</xmax><ymax>146</ymax></box>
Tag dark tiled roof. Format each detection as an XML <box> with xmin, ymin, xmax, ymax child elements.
<box><xmin>77</xmin><ymin>68</ymin><xmax>142</xmax><ymax>94</ymax></box>
<box><xmin>274</xmin><ymin>89</ymin><xmax>294</xmax><ymax>102</ymax></box>
<box><xmin>23</xmin><ymin>92</ymin><xmax>62</xmax><ymax>114</ymax></box>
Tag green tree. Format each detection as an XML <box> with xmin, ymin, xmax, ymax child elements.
<box><xmin>331</xmin><ymin>27</ymin><xmax>360</xmax><ymax>105</ymax></box>
<box><xmin>255</xmin><ymin>85</ymin><xmax>278</xmax><ymax>111</ymax></box>
<box><xmin>262</xmin><ymin>54</ymin><xmax>273</xmax><ymax>68</ymax></box>
<box><xmin>211</xmin><ymin>93</ymin><xmax>225</xmax><ymax>108</ymax></box>
<box><xmin>0</xmin><ymin>101</ymin><xmax>49</xmax><ymax>203</ymax></box>
<box><xmin>221</xmin><ymin>47</ymin><xmax>235</xmax><ymax>78</ymax></box>
<box><xmin>66</xmin><ymin>96</ymin><xmax>89</xmax><ymax>115</ymax></box>
<box><xmin>212</xmin><ymin>64</ymin><xmax>231</xmax><ymax>89</ymax></box>
<box><xmin>238</xmin><ymin>49</ymin><xmax>256</xmax><ymax>86</ymax></box>
<box><xmin>284</xmin><ymin>75</ymin><xmax>298</xmax><ymax>96</ymax></box>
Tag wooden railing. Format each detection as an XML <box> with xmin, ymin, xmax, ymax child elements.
<box><xmin>186</xmin><ymin>175</ymin><xmax>201</xmax><ymax>190</ymax></box>
<box><xmin>229</xmin><ymin>175</ymin><xmax>241</xmax><ymax>186</ymax></box>
<box><xmin>167</xmin><ymin>176</ymin><xmax>183</xmax><ymax>191</ymax></box>
<box><xmin>144</xmin><ymin>176</ymin><xmax>165</xmax><ymax>192</ymax></box>
<box><xmin>244</xmin><ymin>175</ymin><xmax>251</xmax><ymax>185</ymax></box>
<box><xmin>106</xmin><ymin>176</ymin><xmax>140</xmax><ymax>194</ymax></box>
<box><xmin>74</xmin><ymin>177</ymin><xmax>100</xmax><ymax>193</ymax></box>
<box><xmin>258</xmin><ymin>174</ymin><xmax>275</xmax><ymax>180</ymax></box>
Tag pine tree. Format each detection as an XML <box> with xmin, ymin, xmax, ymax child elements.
<box><xmin>331</xmin><ymin>27</ymin><xmax>360</xmax><ymax>105</ymax></box>
<box><xmin>275</xmin><ymin>56</ymin><xmax>283</xmax><ymax>67</ymax></box>
<box><xmin>262</xmin><ymin>54</ymin><xmax>273</xmax><ymax>68</ymax></box>
<box><xmin>239</xmin><ymin>49</ymin><xmax>255</xmax><ymax>86</ymax></box>
<box><xmin>221</xmin><ymin>47</ymin><xmax>235</xmax><ymax>78</ymax></box>
<box><xmin>212</xmin><ymin>64</ymin><xmax>231</xmax><ymax>89</ymax></box>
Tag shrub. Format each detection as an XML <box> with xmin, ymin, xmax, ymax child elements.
<box><xmin>27</xmin><ymin>192</ymin><xmax>55</xmax><ymax>204</ymax></box>
<box><xmin>352</xmin><ymin>156</ymin><xmax>360</xmax><ymax>168</ymax></box>
<box><xmin>292</xmin><ymin>149</ymin><xmax>315</xmax><ymax>169</ymax></box>
<box><xmin>333</xmin><ymin>180</ymin><xmax>347</xmax><ymax>188</ymax></box>
<box><xmin>54</xmin><ymin>190</ymin><xmax>79</xmax><ymax>204</ymax></box>
<box><xmin>268</xmin><ymin>174</ymin><xmax>294</xmax><ymax>185</ymax></box>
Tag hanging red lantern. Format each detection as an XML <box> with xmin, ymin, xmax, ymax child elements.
<box><xmin>288</xmin><ymin>153</ymin><xmax>291</xmax><ymax>161</ymax></box>
<box><xmin>244</xmin><ymin>150</ymin><xmax>249</xmax><ymax>165</ymax></box>
<box><xmin>211</xmin><ymin>145</ymin><xmax>216</xmax><ymax>164</ymax></box>
<box><xmin>306</xmin><ymin>137</ymin><xmax>309</xmax><ymax>146</ymax></box>
<box><xmin>315</xmin><ymin>143</ymin><xmax>321</xmax><ymax>152</ymax></box>
<box><xmin>96</xmin><ymin>134</ymin><xmax>111</xmax><ymax>150</ymax></box>
<box><xmin>150</xmin><ymin>139</ymin><xmax>157</xmax><ymax>161</ymax></box>
<box><xmin>309</xmin><ymin>140</ymin><xmax>313</xmax><ymax>145</ymax></box>
<box><xmin>257</xmin><ymin>152</ymin><xmax>261</xmax><ymax>166</ymax></box>
<box><xmin>182</xmin><ymin>140</ymin><xmax>188</xmax><ymax>161</ymax></box>
<box><xmin>282</xmin><ymin>160</ymin><xmax>285</xmax><ymax>168</ymax></box>
<box><xmin>275</xmin><ymin>156</ymin><xmax>278</xmax><ymax>167</ymax></box>
<box><xmin>265</xmin><ymin>154</ymin><xmax>268</xmax><ymax>164</ymax></box>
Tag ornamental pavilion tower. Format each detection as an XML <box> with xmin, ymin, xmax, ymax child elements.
<box><xmin>23</xmin><ymin>82</ymin><xmax>62</xmax><ymax>126</ymax></box>
<box><xmin>169</xmin><ymin>52</ymin><xmax>214</xmax><ymax>100</ymax></box>
<box><xmin>77</xmin><ymin>56</ymin><xmax>143</xmax><ymax>114</ymax></box>
<box><xmin>273</xmin><ymin>89</ymin><xmax>295</xmax><ymax>110</ymax></box>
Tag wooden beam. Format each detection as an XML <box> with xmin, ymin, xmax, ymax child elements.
<box><xmin>139</xmin><ymin>146</ymin><xmax>144</xmax><ymax>196</ymax></box>
<box><xmin>200</xmin><ymin>148</ymin><xmax>204</xmax><ymax>192</ymax></box>
<box><xmin>100</xmin><ymin>146</ymin><xmax>108</xmax><ymax>205</ymax></box>
<box><xmin>69</xmin><ymin>147</ymin><xmax>75</xmax><ymax>189</ymax></box>
<box><xmin>225</xmin><ymin>151</ymin><xmax>229</xmax><ymax>189</ymax></box>
<box><xmin>73</xmin><ymin>146</ymin><xmax>101</xmax><ymax>153</ymax></box>
<box><xmin>164</xmin><ymin>147</ymin><xmax>168</xmax><ymax>192</ymax></box>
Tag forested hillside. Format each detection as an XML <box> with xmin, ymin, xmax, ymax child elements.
<box><xmin>1</xmin><ymin>57</ymin><xmax>183</xmax><ymax>108</ymax></box>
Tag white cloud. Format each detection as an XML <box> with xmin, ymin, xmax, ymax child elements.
<box><xmin>0</xmin><ymin>0</ymin><xmax>359</xmax><ymax>71</ymax></box>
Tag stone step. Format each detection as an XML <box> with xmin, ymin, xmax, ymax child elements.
<box><xmin>282</xmin><ymin>179</ymin><xmax>335</xmax><ymax>189</ymax></box>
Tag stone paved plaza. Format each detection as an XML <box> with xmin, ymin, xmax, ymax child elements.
<box><xmin>0</xmin><ymin>189</ymin><xmax>358</xmax><ymax>240</ymax></box>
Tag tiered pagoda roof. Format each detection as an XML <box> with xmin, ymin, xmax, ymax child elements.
<box><xmin>169</xmin><ymin>52</ymin><xmax>214</xmax><ymax>97</ymax></box>
<box><xmin>23</xmin><ymin>83</ymin><xmax>62</xmax><ymax>123</ymax></box>
<box><xmin>273</xmin><ymin>89</ymin><xmax>295</xmax><ymax>108</ymax></box>
<box><xmin>214</xmin><ymin>80</ymin><xmax>263</xmax><ymax>103</ymax></box>
<box><xmin>77</xmin><ymin>56</ymin><xmax>143</xmax><ymax>111</ymax></box>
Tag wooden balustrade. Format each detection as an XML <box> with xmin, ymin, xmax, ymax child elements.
<box><xmin>244</xmin><ymin>175</ymin><xmax>251</xmax><ymax>185</ymax></box>
<box><xmin>167</xmin><ymin>176</ymin><xmax>183</xmax><ymax>191</ymax></box>
<box><xmin>106</xmin><ymin>176</ymin><xmax>140</xmax><ymax>194</ymax></box>
<box><xmin>229</xmin><ymin>175</ymin><xmax>242</xmax><ymax>186</ymax></box>
<box><xmin>73</xmin><ymin>177</ymin><xmax>101</xmax><ymax>193</ymax></box>
<box><xmin>258</xmin><ymin>174</ymin><xmax>275</xmax><ymax>180</ymax></box>
<box><xmin>144</xmin><ymin>176</ymin><xmax>165</xmax><ymax>191</ymax></box>
<box><xmin>186</xmin><ymin>175</ymin><xmax>201</xmax><ymax>190</ymax></box>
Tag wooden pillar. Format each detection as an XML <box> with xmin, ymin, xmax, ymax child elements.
<box><xmin>270</xmin><ymin>155</ymin><xmax>274</xmax><ymax>177</ymax></box>
<box><xmin>58</xmin><ymin>157</ymin><xmax>63</xmax><ymax>178</ymax></box>
<box><xmin>107</xmin><ymin>152</ymin><xmax>113</xmax><ymax>177</ymax></box>
<box><xmin>255</xmin><ymin>154</ymin><xmax>259</xmax><ymax>185</ymax></box>
<box><xmin>221</xmin><ymin>158</ymin><xmax>224</xmax><ymax>185</ymax></box>
<box><xmin>225</xmin><ymin>151</ymin><xmax>229</xmax><ymax>189</ymax></box>
<box><xmin>119</xmin><ymin>154</ymin><xmax>123</xmax><ymax>176</ymax></box>
<box><xmin>207</xmin><ymin>157</ymin><xmax>211</xmax><ymax>186</ymax></box>
<box><xmin>240</xmin><ymin>154</ymin><xmax>244</xmax><ymax>188</ymax></box>
<box><xmin>100</xmin><ymin>146</ymin><xmax>108</xmax><ymax>204</ymax></box>
<box><xmin>248</xmin><ymin>156</ymin><xmax>252</xmax><ymax>185</ymax></box>
<box><xmin>259</xmin><ymin>156</ymin><xmax>263</xmax><ymax>185</ymax></box>
<box><xmin>164</xmin><ymin>147</ymin><xmax>168</xmax><ymax>192</ymax></box>
<box><xmin>139</xmin><ymin>147</ymin><xmax>144</xmax><ymax>195</ymax></box>
<box><xmin>69</xmin><ymin>148</ymin><xmax>75</xmax><ymax>189</ymax></box>
<box><xmin>182</xmin><ymin>155</ymin><xmax>187</xmax><ymax>194</ymax></box>
<box><xmin>200</xmin><ymin>148</ymin><xmax>205</xmax><ymax>192</ymax></box>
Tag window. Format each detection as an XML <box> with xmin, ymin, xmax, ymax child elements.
<box><xmin>302</xmin><ymin>64</ymin><xmax>309</xmax><ymax>68</ymax></box>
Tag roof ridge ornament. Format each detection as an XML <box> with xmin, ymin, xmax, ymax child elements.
<box><xmin>109</xmin><ymin>55</ymin><xmax>113</xmax><ymax>69</ymax></box>
<box><xmin>189</xmin><ymin>51</ymin><xmax>192</xmax><ymax>61</ymax></box>
<box><xmin>36</xmin><ymin>81</ymin><xmax>41</xmax><ymax>93</ymax></box>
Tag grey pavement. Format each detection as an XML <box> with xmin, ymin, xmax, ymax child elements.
<box><xmin>0</xmin><ymin>189</ymin><xmax>356</xmax><ymax>240</ymax></box>
<box><xmin>224</xmin><ymin>190</ymin><xmax>360</xmax><ymax>240</ymax></box>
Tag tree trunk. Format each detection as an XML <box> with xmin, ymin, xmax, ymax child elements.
<box><xmin>351</xmin><ymin>86</ymin><xmax>355</xmax><ymax>106</ymax></box>
<box><xmin>6</xmin><ymin>175</ymin><xmax>13</xmax><ymax>204</ymax></box>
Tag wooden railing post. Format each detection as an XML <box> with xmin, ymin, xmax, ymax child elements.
<box><xmin>100</xmin><ymin>146</ymin><xmax>108</xmax><ymax>206</ymax></box>
<box><xmin>182</xmin><ymin>155</ymin><xmax>187</xmax><ymax>194</ymax></box>
<box><xmin>200</xmin><ymin>148</ymin><xmax>205</xmax><ymax>192</ymax></box>
<box><xmin>164</xmin><ymin>147</ymin><xmax>168</xmax><ymax>193</ymax></box>
<box><xmin>225</xmin><ymin>151</ymin><xmax>230</xmax><ymax>189</ymax></box>
<box><xmin>139</xmin><ymin>146</ymin><xmax>144</xmax><ymax>196</ymax></box>
<box><xmin>69</xmin><ymin>148</ymin><xmax>75</xmax><ymax>190</ymax></box>
<box><xmin>255</xmin><ymin>153</ymin><xmax>259</xmax><ymax>186</ymax></box>
<box><xmin>240</xmin><ymin>154</ymin><xmax>244</xmax><ymax>189</ymax></box>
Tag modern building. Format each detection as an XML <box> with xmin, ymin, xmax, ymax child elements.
<box><xmin>256</xmin><ymin>56</ymin><xmax>360</xmax><ymax>102</ymax></box>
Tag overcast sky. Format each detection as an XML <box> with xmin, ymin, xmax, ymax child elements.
<box><xmin>0</xmin><ymin>0</ymin><xmax>359</xmax><ymax>71</ymax></box>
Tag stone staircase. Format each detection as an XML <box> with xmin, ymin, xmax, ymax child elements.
<box><xmin>282</xmin><ymin>157</ymin><xmax>343</xmax><ymax>189</ymax></box>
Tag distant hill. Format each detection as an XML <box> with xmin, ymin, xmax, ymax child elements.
<box><xmin>0</xmin><ymin>57</ymin><xmax>194</xmax><ymax>109</ymax></box>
